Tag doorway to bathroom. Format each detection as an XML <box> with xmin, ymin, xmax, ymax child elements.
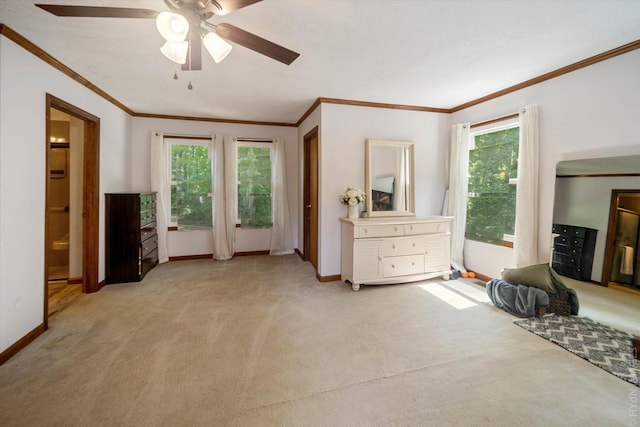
<box><xmin>602</xmin><ymin>189</ymin><xmax>640</xmax><ymax>293</ymax></box>
<box><xmin>45</xmin><ymin>94</ymin><xmax>100</xmax><ymax>326</ymax></box>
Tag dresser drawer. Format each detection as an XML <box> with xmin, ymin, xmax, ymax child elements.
<box><xmin>553</xmin><ymin>252</ymin><xmax>580</xmax><ymax>268</ymax></box>
<box><xmin>380</xmin><ymin>236</ymin><xmax>424</xmax><ymax>257</ymax></box>
<box><xmin>552</xmin><ymin>224</ymin><xmax>586</xmax><ymax>239</ymax></box>
<box><xmin>554</xmin><ymin>235</ymin><xmax>584</xmax><ymax>248</ymax></box>
<box><xmin>404</xmin><ymin>221</ymin><xmax>449</xmax><ymax>235</ymax></box>
<box><xmin>553</xmin><ymin>242</ymin><xmax>582</xmax><ymax>258</ymax></box>
<box><xmin>382</xmin><ymin>255</ymin><xmax>424</xmax><ymax>277</ymax></box>
<box><xmin>140</xmin><ymin>236</ymin><xmax>158</xmax><ymax>258</ymax></box>
<box><xmin>355</xmin><ymin>223</ymin><xmax>404</xmax><ymax>238</ymax></box>
<box><xmin>141</xmin><ymin>226</ymin><xmax>156</xmax><ymax>243</ymax></box>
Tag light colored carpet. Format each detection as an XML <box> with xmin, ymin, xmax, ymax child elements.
<box><xmin>0</xmin><ymin>255</ymin><xmax>636</xmax><ymax>426</ymax></box>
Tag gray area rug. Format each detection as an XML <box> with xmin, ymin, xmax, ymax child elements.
<box><xmin>514</xmin><ymin>314</ymin><xmax>639</xmax><ymax>387</ymax></box>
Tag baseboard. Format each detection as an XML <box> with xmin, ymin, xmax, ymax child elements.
<box><xmin>67</xmin><ymin>276</ymin><xmax>83</xmax><ymax>285</ymax></box>
<box><xmin>295</xmin><ymin>248</ymin><xmax>304</xmax><ymax>260</ymax></box>
<box><xmin>234</xmin><ymin>250</ymin><xmax>270</xmax><ymax>257</ymax></box>
<box><xmin>0</xmin><ymin>323</ymin><xmax>45</xmax><ymax>366</ymax></box>
<box><xmin>317</xmin><ymin>273</ymin><xmax>341</xmax><ymax>282</ymax></box>
<box><xmin>473</xmin><ymin>272</ymin><xmax>492</xmax><ymax>283</ymax></box>
<box><xmin>169</xmin><ymin>250</ymin><xmax>270</xmax><ymax>262</ymax></box>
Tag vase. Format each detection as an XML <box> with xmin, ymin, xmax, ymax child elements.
<box><xmin>347</xmin><ymin>204</ymin><xmax>359</xmax><ymax>219</ymax></box>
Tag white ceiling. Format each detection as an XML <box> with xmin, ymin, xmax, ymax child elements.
<box><xmin>1</xmin><ymin>0</ymin><xmax>640</xmax><ymax>124</ymax></box>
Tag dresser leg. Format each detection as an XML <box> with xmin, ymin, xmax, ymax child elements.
<box><xmin>351</xmin><ymin>283</ymin><xmax>360</xmax><ymax>292</ymax></box>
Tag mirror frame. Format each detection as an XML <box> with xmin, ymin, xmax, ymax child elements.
<box><xmin>365</xmin><ymin>139</ymin><xmax>416</xmax><ymax>217</ymax></box>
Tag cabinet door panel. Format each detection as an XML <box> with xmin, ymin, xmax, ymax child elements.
<box><xmin>354</xmin><ymin>240</ymin><xmax>383</xmax><ymax>280</ymax></box>
<box><xmin>424</xmin><ymin>234</ymin><xmax>450</xmax><ymax>271</ymax></box>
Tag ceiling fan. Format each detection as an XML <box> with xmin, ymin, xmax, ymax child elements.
<box><xmin>35</xmin><ymin>0</ymin><xmax>300</xmax><ymax>72</ymax></box>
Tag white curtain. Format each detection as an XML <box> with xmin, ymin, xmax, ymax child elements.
<box><xmin>210</xmin><ymin>134</ymin><xmax>237</xmax><ymax>260</ymax></box>
<box><xmin>447</xmin><ymin>123</ymin><xmax>470</xmax><ymax>272</ymax></box>
<box><xmin>269</xmin><ymin>137</ymin><xmax>294</xmax><ymax>255</ymax></box>
<box><xmin>149</xmin><ymin>132</ymin><xmax>169</xmax><ymax>264</ymax></box>
<box><xmin>514</xmin><ymin>104</ymin><xmax>539</xmax><ymax>267</ymax></box>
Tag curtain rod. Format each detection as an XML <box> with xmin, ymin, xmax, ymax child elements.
<box><xmin>470</xmin><ymin>112</ymin><xmax>519</xmax><ymax>129</ymax></box>
<box><xmin>160</xmin><ymin>133</ymin><xmax>273</xmax><ymax>143</ymax></box>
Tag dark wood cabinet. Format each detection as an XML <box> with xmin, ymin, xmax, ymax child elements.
<box><xmin>551</xmin><ymin>223</ymin><xmax>597</xmax><ymax>282</ymax></box>
<box><xmin>105</xmin><ymin>192</ymin><xmax>158</xmax><ymax>284</ymax></box>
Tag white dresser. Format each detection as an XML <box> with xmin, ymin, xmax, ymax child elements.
<box><xmin>340</xmin><ymin>216</ymin><xmax>452</xmax><ymax>291</ymax></box>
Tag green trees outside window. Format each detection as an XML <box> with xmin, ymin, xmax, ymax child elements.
<box><xmin>171</xmin><ymin>144</ymin><xmax>212</xmax><ymax>230</ymax></box>
<box><xmin>237</xmin><ymin>146</ymin><xmax>272</xmax><ymax>229</ymax></box>
<box><xmin>466</xmin><ymin>126</ymin><xmax>519</xmax><ymax>245</ymax></box>
<box><xmin>169</xmin><ymin>143</ymin><xmax>272</xmax><ymax>231</ymax></box>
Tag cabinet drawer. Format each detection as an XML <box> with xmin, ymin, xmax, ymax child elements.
<box><xmin>140</xmin><ymin>236</ymin><xmax>158</xmax><ymax>258</ymax></box>
<box><xmin>404</xmin><ymin>221</ymin><xmax>449</xmax><ymax>235</ymax></box>
<box><xmin>553</xmin><ymin>252</ymin><xmax>580</xmax><ymax>268</ymax></box>
<box><xmin>551</xmin><ymin>262</ymin><xmax>580</xmax><ymax>280</ymax></box>
<box><xmin>140</xmin><ymin>212</ymin><xmax>156</xmax><ymax>227</ymax></box>
<box><xmin>554</xmin><ymin>235</ymin><xmax>584</xmax><ymax>248</ymax></box>
<box><xmin>382</xmin><ymin>255</ymin><xmax>424</xmax><ymax>277</ymax></box>
<box><xmin>553</xmin><ymin>243</ymin><xmax>582</xmax><ymax>258</ymax></box>
<box><xmin>141</xmin><ymin>227</ymin><xmax>156</xmax><ymax>243</ymax></box>
<box><xmin>380</xmin><ymin>236</ymin><xmax>424</xmax><ymax>257</ymax></box>
<box><xmin>552</xmin><ymin>224</ymin><xmax>586</xmax><ymax>239</ymax></box>
<box><xmin>355</xmin><ymin>224</ymin><xmax>404</xmax><ymax>238</ymax></box>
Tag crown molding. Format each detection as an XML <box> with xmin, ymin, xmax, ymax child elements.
<box><xmin>131</xmin><ymin>112</ymin><xmax>296</xmax><ymax>127</ymax></box>
<box><xmin>0</xmin><ymin>24</ymin><xmax>134</xmax><ymax>115</ymax></box>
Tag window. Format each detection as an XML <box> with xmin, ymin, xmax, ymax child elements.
<box><xmin>237</xmin><ymin>143</ymin><xmax>272</xmax><ymax>228</ymax></box>
<box><xmin>169</xmin><ymin>141</ymin><xmax>212</xmax><ymax>231</ymax></box>
<box><xmin>466</xmin><ymin>124</ymin><xmax>519</xmax><ymax>245</ymax></box>
<box><xmin>166</xmin><ymin>138</ymin><xmax>273</xmax><ymax>231</ymax></box>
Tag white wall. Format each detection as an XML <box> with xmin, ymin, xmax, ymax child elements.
<box><xmin>0</xmin><ymin>36</ymin><xmax>131</xmax><ymax>353</ymax></box>
<box><xmin>319</xmin><ymin>104</ymin><xmax>450</xmax><ymax>276</ymax></box>
<box><xmin>450</xmin><ymin>49</ymin><xmax>640</xmax><ymax>279</ymax></box>
<box><xmin>130</xmin><ymin>117</ymin><xmax>299</xmax><ymax>257</ymax></box>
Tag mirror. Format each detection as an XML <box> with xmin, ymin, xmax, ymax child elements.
<box><xmin>552</xmin><ymin>154</ymin><xmax>640</xmax><ymax>286</ymax></box>
<box><xmin>365</xmin><ymin>139</ymin><xmax>415</xmax><ymax>217</ymax></box>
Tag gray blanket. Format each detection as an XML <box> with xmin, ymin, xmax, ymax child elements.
<box><xmin>486</xmin><ymin>279</ymin><xmax>550</xmax><ymax>318</ymax></box>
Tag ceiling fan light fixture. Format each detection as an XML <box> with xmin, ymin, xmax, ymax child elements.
<box><xmin>156</xmin><ymin>11</ymin><xmax>189</xmax><ymax>42</ymax></box>
<box><xmin>203</xmin><ymin>31</ymin><xmax>232</xmax><ymax>63</ymax></box>
<box><xmin>160</xmin><ymin>40</ymin><xmax>189</xmax><ymax>64</ymax></box>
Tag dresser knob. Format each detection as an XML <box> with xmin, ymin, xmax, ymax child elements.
<box><xmin>391</xmin><ymin>264</ymin><xmax>395</xmax><ymax>268</ymax></box>
<box><xmin>394</xmin><ymin>226</ymin><xmax>398</xmax><ymax>232</ymax></box>
<box><xmin>392</xmin><ymin>245</ymin><xmax>396</xmax><ymax>249</ymax></box>
<box><xmin>364</xmin><ymin>228</ymin><xmax>368</xmax><ymax>234</ymax></box>
<box><xmin>412</xmin><ymin>262</ymin><xmax>415</xmax><ymax>266</ymax></box>
<box><xmin>412</xmin><ymin>243</ymin><xmax>416</xmax><ymax>247</ymax></box>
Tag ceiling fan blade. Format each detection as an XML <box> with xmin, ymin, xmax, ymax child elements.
<box><xmin>35</xmin><ymin>4</ymin><xmax>158</xmax><ymax>19</ymax></box>
<box><xmin>216</xmin><ymin>23</ymin><xmax>299</xmax><ymax>65</ymax></box>
<box><xmin>213</xmin><ymin>0</ymin><xmax>262</xmax><ymax>16</ymax></box>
